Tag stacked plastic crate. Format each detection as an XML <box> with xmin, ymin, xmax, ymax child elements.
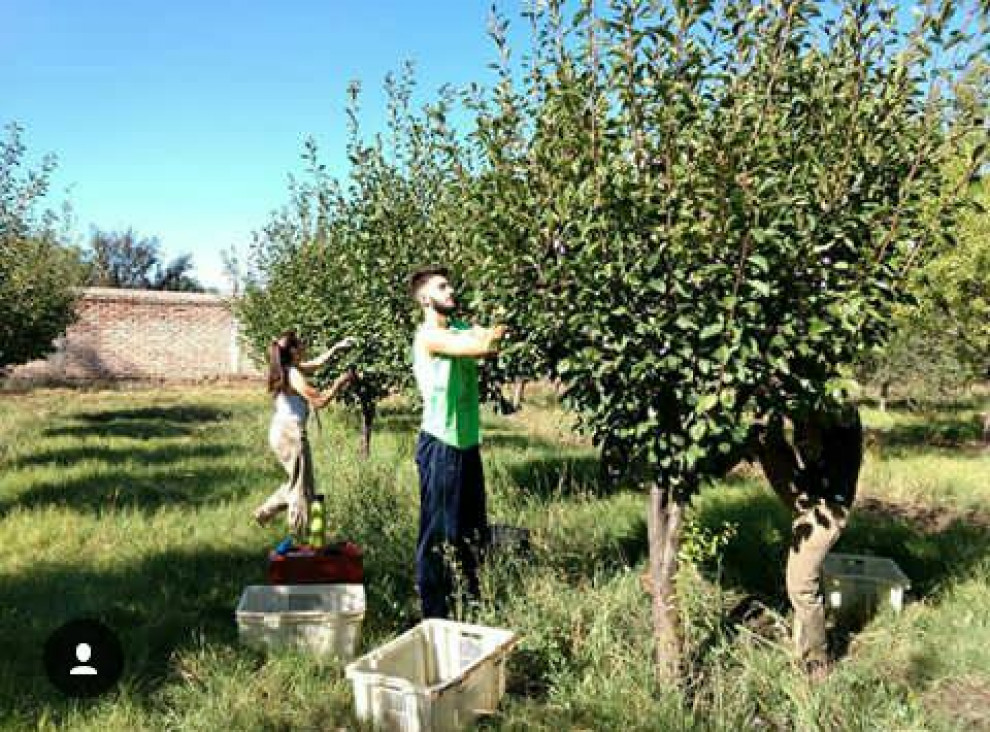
<box><xmin>236</xmin><ymin>499</ymin><xmax>368</xmax><ymax>662</ymax></box>
<box><xmin>235</xmin><ymin>512</ymin><xmax>523</xmax><ymax>730</ymax></box>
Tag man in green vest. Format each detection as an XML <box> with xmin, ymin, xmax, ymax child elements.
<box><xmin>409</xmin><ymin>266</ymin><xmax>507</xmax><ymax>619</ymax></box>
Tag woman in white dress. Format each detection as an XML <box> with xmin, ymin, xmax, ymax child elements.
<box><xmin>253</xmin><ymin>330</ymin><xmax>356</xmax><ymax>535</ymax></box>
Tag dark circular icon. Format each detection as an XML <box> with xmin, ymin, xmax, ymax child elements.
<box><xmin>43</xmin><ymin>618</ymin><xmax>124</xmax><ymax>698</ymax></box>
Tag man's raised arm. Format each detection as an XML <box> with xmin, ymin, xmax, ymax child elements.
<box><xmin>420</xmin><ymin>325</ymin><xmax>507</xmax><ymax>358</ymax></box>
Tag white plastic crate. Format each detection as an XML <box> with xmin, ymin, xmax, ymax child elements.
<box><xmin>345</xmin><ymin>619</ymin><xmax>519</xmax><ymax>732</ymax></box>
<box><xmin>822</xmin><ymin>553</ymin><xmax>910</xmax><ymax>617</ymax></box>
<box><xmin>236</xmin><ymin>584</ymin><xmax>365</xmax><ymax>660</ymax></box>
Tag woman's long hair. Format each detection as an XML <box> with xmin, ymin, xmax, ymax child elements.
<box><xmin>268</xmin><ymin>330</ymin><xmax>303</xmax><ymax>394</ymax></box>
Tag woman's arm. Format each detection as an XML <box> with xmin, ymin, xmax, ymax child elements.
<box><xmin>287</xmin><ymin>367</ymin><xmax>326</xmax><ymax>408</ymax></box>
<box><xmin>289</xmin><ymin>367</ymin><xmax>356</xmax><ymax>410</ymax></box>
<box><xmin>298</xmin><ymin>337</ymin><xmax>357</xmax><ymax>375</ymax></box>
<box><xmin>323</xmin><ymin>369</ymin><xmax>357</xmax><ymax>401</ymax></box>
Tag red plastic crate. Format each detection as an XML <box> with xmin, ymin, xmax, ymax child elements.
<box><xmin>267</xmin><ymin>541</ymin><xmax>364</xmax><ymax>585</ymax></box>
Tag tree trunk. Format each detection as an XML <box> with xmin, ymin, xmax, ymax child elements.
<box><xmin>879</xmin><ymin>380</ymin><xmax>890</xmax><ymax>413</ymax></box>
<box><xmin>359</xmin><ymin>400</ymin><xmax>376</xmax><ymax>459</ymax></box>
<box><xmin>511</xmin><ymin>380</ymin><xmax>526</xmax><ymax>411</ymax></box>
<box><xmin>647</xmin><ymin>485</ymin><xmax>686</xmax><ymax>681</ymax></box>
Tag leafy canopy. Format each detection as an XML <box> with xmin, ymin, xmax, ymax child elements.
<box><xmin>0</xmin><ymin>122</ymin><xmax>82</xmax><ymax>371</ymax></box>
<box><xmin>465</xmin><ymin>0</ymin><xmax>988</xmax><ymax>494</ymax></box>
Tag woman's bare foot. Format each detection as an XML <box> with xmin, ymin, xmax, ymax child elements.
<box><xmin>253</xmin><ymin>505</ymin><xmax>278</xmax><ymax>526</ymax></box>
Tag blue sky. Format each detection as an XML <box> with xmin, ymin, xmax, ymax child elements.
<box><xmin>1</xmin><ymin>1</ymin><xmax>506</xmax><ymax>290</ymax></box>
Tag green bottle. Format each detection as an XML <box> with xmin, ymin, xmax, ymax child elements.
<box><xmin>307</xmin><ymin>495</ymin><xmax>326</xmax><ymax>548</ymax></box>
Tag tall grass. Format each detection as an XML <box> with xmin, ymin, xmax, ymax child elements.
<box><xmin>0</xmin><ymin>386</ymin><xmax>987</xmax><ymax>730</ymax></box>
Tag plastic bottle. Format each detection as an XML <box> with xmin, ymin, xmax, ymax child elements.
<box><xmin>307</xmin><ymin>495</ymin><xmax>326</xmax><ymax>548</ymax></box>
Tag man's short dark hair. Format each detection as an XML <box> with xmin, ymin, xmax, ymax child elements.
<box><xmin>408</xmin><ymin>266</ymin><xmax>449</xmax><ymax>301</ymax></box>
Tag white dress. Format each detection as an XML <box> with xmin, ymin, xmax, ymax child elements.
<box><xmin>255</xmin><ymin>369</ymin><xmax>315</xmax><ymax>534</ymax></box>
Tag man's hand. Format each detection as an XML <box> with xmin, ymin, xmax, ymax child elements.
<box><xmin>482</xmin><ymin>324</ymin><xmax>508</xmax><ymax>355</ymax></box>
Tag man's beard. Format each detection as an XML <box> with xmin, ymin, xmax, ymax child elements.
<box><xmin>431</xmin><ymin>297</ymin><xmax>457</xmax><ymax>316</ymax></box>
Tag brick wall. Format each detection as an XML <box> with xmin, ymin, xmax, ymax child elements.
<box><xmin>9</xmin><ymin>288</ymin><xmax>262</xmax><ymax>382</ymax></box>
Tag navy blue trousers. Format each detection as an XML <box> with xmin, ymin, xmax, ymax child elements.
<box><xmin>414</xmin><ymin>431</ymin><xmax>490</xmax><ymax>619</ymax></box>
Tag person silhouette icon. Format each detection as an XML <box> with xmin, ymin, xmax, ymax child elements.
<box><xmin>44</xmin><ymin>618</ymin><xmax>123</xmax><ymax>697</ymax></box>
<box><xmin>69</xmin><ymin>643</ymin><xmax>98</xmax><ymax>676</ymax></box>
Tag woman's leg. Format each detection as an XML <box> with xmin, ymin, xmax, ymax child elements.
<box><xmin>254</xmin><ymin>418</ymin><xmax>309</xmax><ymax>527</ymax></box>
<box><xmin>285</xmin><ymin>430</ymin><xmax>315</xmax><ymax>536</ymax></box>
<box><xmin>253</xmin><ymin>481</ymin><xmax>292</xmax><ymax>524</ymax></box>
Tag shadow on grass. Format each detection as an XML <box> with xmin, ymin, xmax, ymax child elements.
<box><xmin>75</xmin><ymin>406</ymin><xmax>233</xmax><ymax>424</ymax></box>
<box><xmin>14</xmin><ymin>442</ymin><xmax>237</xmax><ymax>469</ymax></box>
<box><xmin>0</xmin><ymin>461</ymin><xmax>262</xmax><ymax>518</ymax></box>
<box><xmin>866</xmin><ymin>414</ymin><xmax>987</xmax><ymax>452</ymax></box>
<box><xmin>517</xmin><ymin>508</ymin><xmax>649</xmax><ymax>584</ymax></box>
<box><xmin>504</xmin><ymin>454</ymin><xmax>611</xmax><ymax>500</ymax></box>
<box><xmin>44</xmin><ymin>421</ymin><xmax>195</xmax><ymax>440</ymax></box>
<box><xmin>2</xmin><ymin>403</ymin><xmax>261</xmax><ymax>516</ymax></box>
<box><xmin>42</xmin><ymin>405</ymin><xmax>233</xmax><ymax>441</ymax></box>
<box><xmin>0</xmin><ymin>545</ymin><xmax>264</xmax><ymax>721</ymax></box>
<box><xmin>860</xmin><ymin>395</ymin><xmax>988</xmax><ymax>413</ymax></box>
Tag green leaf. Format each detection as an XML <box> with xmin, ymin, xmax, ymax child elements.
<box><xmin>697</xmin><ymin>394</ymin><xmax>718</xmax><ymax>413</ymax></box>
<box><xmin>749</xmin><ymin>254</ymin><xmax>769</xmax><ymax>272</ymax></box>
<box><xmin>700</xmin><ymin>321</ymin><xmax>723</xmax><ymax>339</ymax></box>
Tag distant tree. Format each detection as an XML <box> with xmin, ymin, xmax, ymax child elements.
<box><xmin>220</xmin><ymin>245</ymin><xmax>244</xmax><ymax>296</ymax></box>
<box><xmin>0</xmin><ymin>121</ymin><xmax>82</xmax><ymax>373</ymax></box>
<box><xmin>152</xmin><ymin>252</ymin><xmax>204</xmax><ymax>292</ymax></box>
<box><xmin>928</xmin><ymin>175</ymin><xmax>989</xmax><ymax>378</ymax></box>
<box><xmin>86</xmin><ymin>228</ymin><xmax>204</xmax><ymax>291</ymax></box>
<box><xmin>237</xmin><ymin>71</ymin><xmax>474</xmax><ymax>457</ymax></box>
<box><xmin>859</xmin><ymin>65</ymin><xmax>989</xmax><ymax>403</ymax></box>
<box><xmin>87</xmin><ymin>229</ymin><xmax>159</xmax><ymax>288</ymax></box>
<box><xmin>859</xmin><ymin>174</ymin><xmax>989</xmax><ymax>408</ymax></box>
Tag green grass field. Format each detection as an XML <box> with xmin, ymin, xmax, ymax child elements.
<box><xmin>0</xmin><ymin>385</ymin><xmax>988</xmax><ymax>731</ymax></box>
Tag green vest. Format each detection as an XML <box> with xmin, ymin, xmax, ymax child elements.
<box><xmin>413</xmin><ymin>320</ymin><xmax>481</xmax><ymax>449</ymax></box>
